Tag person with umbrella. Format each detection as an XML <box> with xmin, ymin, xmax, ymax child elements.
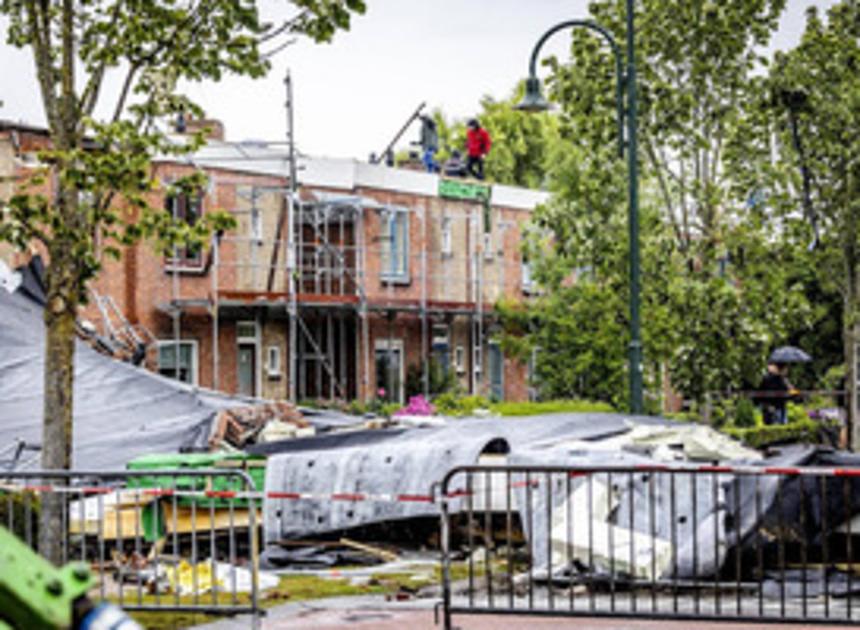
<box><xmin>755</xmin><ymin>346</ymin><xmax>810</xmax><ymax>425</ymax></box>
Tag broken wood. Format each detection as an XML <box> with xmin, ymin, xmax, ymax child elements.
<box><xmin>338</xmin><ymin>537</ymin><xmax>398</xmax><ymax>563</ymax></box>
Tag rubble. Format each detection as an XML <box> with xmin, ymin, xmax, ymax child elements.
<box><xmin>209</xmin><ymin>401</ymin><xmax>313</xmax><ymax>450</ymax></box>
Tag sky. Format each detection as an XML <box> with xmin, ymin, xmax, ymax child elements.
<box><xmin>0</xmin><ymin>0</ymin><xmax>842</xmax><ymax>160</ymax></box>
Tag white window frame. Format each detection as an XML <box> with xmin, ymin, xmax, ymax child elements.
<box><xmin>266</xmin><ymin>345</ymin><xmax>282</xmax><ymax>379</ymax></box>
<box><xmin>380</xmin><ymin>207</ymin><xmax>410</xmax><ymax>283</ymax></box>
<box><xmin>483</xmin><ymin>232</ymin><xmax>494</xmax><ymax>261</ymax></box>
<box><xmin>454</xmin><ymin>345</ymin><xmax>465</xmax><ymax>374</ymax></box>
<box><xmin>521</xmin><ymin>258</ymin><xmax>535</xmax><ymax>294</ymax></box>
<box><xmin>441</xmin><ymin>217</ymin><xmax>453</xmax><ymax>257</ymax></box>
<box><xmin>250</xmin><ymin>206</ymin><xmax>264</xmax><ymax>243</ymax></box>
<box><xmin>237</xmin><ymin>320</ymin><xmax>258</xmax><ymax>343</ymax></box>
<box><xmin>156</xmin><ymin>339</ymin><xmax>199</xmax><ymax>386</ymax></box>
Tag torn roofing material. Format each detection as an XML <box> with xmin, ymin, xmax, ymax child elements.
<box><xmin>0</xmin><ymin>286</ymin><xmax>226</xmax><ymax>470</ymax></box>
<box><xmin>263</xmin><ymin>413</ymin><xmax>676</xmax><ymax>543</ymax></box>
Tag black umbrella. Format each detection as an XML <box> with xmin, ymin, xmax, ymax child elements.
<box><xmin>769</xmin><ymin>346</ymin><xmax>812</xmax><ymax>364</ymax></box>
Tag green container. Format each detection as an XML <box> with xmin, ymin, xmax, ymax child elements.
<box><xmin>126</xmin><ymin>452</ymin><xmax>266</xmax><ymax>541</ymax></box>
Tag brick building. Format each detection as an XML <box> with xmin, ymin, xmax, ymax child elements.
<box><xmin>0</xmin><ymin>121</ymin><xmax>548</xmax><ymax>404</ymax></box>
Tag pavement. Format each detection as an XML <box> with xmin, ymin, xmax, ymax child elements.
<box><xmin>194</xmin><ymin>595</ymin><xmax>860</xmax><ymax>629</ymax></box>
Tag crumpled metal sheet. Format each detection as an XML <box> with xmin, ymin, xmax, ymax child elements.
<box><xmin>263</xmin><ymin>413</ymin><xmax>653</xmax><ymax>543</ymax></box>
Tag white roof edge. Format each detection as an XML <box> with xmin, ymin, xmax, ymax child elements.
<box><xmin>301</xmin><ymin>157</ymin><xmax>549</xmax><ymax>211</ymax></box>
<box><xmin>156</xmin><ymin>145</ymin><xmax>550</xmax><ymax>211</ymax></box>
<box><xmin>490</xmin><ymin>184</ymin><xmax>551</xmax><ymax>211</ymax></box>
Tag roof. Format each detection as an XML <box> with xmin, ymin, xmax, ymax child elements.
<box><xmin>168</xmin><ymin>139</ymin><xmax>552</xmax><ymax>212</ymax></box>
<box><xmin>0</xmin><ymin>120</ymin><xmax>551</xmax><ymax>211</ymax></box>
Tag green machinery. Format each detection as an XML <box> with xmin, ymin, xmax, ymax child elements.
<box><xmin>0</xmin><ymin>526</ymin><xmax>140</xmax><ymax>630</ymax></box>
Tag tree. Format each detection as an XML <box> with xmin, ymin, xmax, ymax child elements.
<box><xmin>503</xmin><ymin>0</ymin><xmax>817</xmax><ymax>408</ymax></box>
<box><xmin>430</xmin><ymin>82</ymin><xmax>561</xmax><ymax>188</ymax></box>
<box><xmin>765</xmin><ymin>2</ymin><xmax>860</xmax><ymax>447</ymax></box>
<box><xmin>0</xmin><ymin>0</ymin><xmax>364</xmax><ymax>564</ymax></box>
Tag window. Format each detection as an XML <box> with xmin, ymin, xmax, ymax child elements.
<box><xmin>483</xmin><ymin>232</ymin><xmax>494</xmax><ymax>261</ymax></box>
<box><xmin>381</xmin><ymin>208</ymin><xmax>409</xmax><ymax>282</ymax></box>
<box><xmin>432</xmin><ymin>324</ymin><xmax>450</xmax><ymax>373</ymax></box>
<box><xmin>488</xmin><ymin>341</ymin><xmax>504</xmax><ymax>401</ymax></box>
<box><xmin>266</xmin><ymin>345</ymin><xmax>281</xmax><ymax>378</ymax></box>
<box><xmin>250</xmin><ymin>207</ymin><xmax>263</xmax><ymax>243</ymax></box>
<box><xmin>521</xmin><ymin>257</ymin><xmax>535</xmax><ymax>294</ymax></box>
<box><xmin>157</xmin><ymin>340</ymin><xmax>198</xmax><ymax>385</ymax></box>
<box><xmin>454</xmin><ymin>345</ymin><xmax>465</xmax><ymax>374</ymax></box>
<box><xmin>237</xmin><ymin>321</ymin><xmax>257</xmax><ymax>342</ymax></box>
<box><xmin>441</xmin><ymin>217</ymin><xmax>453</xmax><ymax>256</ymax></box>
<box><xmin>165</xmin><ymin>190</ymin><xmax>203</xmax><ymax>268</ymax></box>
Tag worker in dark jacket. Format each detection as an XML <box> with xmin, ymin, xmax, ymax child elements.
<box><xmin>465</xmin><ymin>118</ymin><xmax>491</xmax><ymax>180</ymax></box>
<box><xmin>755</xmin><ymin>362</ymin><xmax>799</xmax><ymax>425</ymax></box>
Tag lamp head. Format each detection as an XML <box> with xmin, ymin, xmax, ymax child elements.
<box><xmin>515</xmin><ymin>77</ymin><xmax>551</xmax><ymax>113</ymax></box>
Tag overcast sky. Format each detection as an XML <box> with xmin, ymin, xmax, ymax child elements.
<box><xmin>0</xmin><ymin>0</ymin><xmax>840</xmax><ymax>160</ymax></box>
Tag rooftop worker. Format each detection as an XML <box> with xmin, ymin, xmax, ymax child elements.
<box><xmin>465</xmin><ymin>118</ymin><xmax>491</xmax><ymax>180</ymax></box>
<box><xmin>443</xmin><ymin>149</ymin><xmax>468</xmax><ymax>178</ymax></box>
<box><xmin>418</xmin><ymin>114</ymin><xmax>440</xmax><ymax>173</ymax></box>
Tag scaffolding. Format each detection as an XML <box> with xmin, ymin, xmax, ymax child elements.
<box><xmin>132</xmin><ymin>74</ymin><xmax>533</xmax><ymax>404</ymax></box>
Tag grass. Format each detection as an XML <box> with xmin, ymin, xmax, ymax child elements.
<box><xmin>117</xmin><ymin>563</ymin><xmax>453</xmax><ymax>629</ymax></box>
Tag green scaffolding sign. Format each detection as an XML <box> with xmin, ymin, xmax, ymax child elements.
<box><xmin>438</xmin><ymin>178</ymin><xmax>491</xmax><ymax>202</ymax></box>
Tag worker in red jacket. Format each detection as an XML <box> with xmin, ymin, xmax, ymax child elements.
<box><xmin>465</xmin><ymin>118</ymin><xmax>491</xmax><ymax>180</ymax></box>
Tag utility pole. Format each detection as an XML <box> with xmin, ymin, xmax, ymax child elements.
<box><xmin>285</xmin><ymin>70</ymin><xmax>299</xmax><ymax>403</ymax></box>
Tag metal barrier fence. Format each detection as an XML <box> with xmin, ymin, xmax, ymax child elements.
<box><xmin>439</xmin><ymin>463</ymin><xmax>860</xmax><ymax>628</ymax></box>
<box><xmin>0</xmin><ymin>469</ymin><xmax>261</xmax><ymax>626</ymax></box>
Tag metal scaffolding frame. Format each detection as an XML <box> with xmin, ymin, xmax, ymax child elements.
<box><xmin>143</xmin><ymin>74</ymin><xmax>526</xmax><ymax>404</ymax></box>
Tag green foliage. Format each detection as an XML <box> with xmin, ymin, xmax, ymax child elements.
<box><xmin>734</xmin><ymin>397</ymin><xmax>758</xmax><ymax>428</ymax></box>
<box><xmin>489</xmin><ymin>399</ymin><xmax>614</xmax><ymax>416</ymax></box>
<box><xmin>494</xmin><ymin>0</ymin><xmax>831</xmax><ymax>407</ymax></box>
<box><xmin>724</xmin><ymin>419</ymin><xmax>829</xmax><ymax>449</ymax></box>
<box><xmin>433</xmin><ymin>393</ymin><xmax>491</xmax><ymax>417</ymax></box>
<box><xmin>346</xmin><ymin>398</ymin><xmax>400</xmax><ymax>419</ymax></box>
<box><xmin>404</xmin><ymin>357</ymin><xmax>458</xmax><ymax>399</ymax></box>
<box><xmin>431</xmin><ymin>82</ymin><xmax>561</xmax><ymax>188</ymax></box>
<box><xmin>0</xmin><ymin>1</ymin><xmax>365</xmax><ymax>295</ymax></box>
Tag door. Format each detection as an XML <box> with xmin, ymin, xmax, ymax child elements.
<box><xmin>238</xmin><ymin>344</ymin><xmax>256</xmax><ymax>397</ymax></box>
<box><xmin>374</xmin><ymin>340</ymin><xmax>403</xmax><ymax>403</ymax></box>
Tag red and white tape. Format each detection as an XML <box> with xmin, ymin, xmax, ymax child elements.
<box><xmin>3</xmin><ymin>465</ymin><xmax>860</xmax><ymax>503</ymax></box>
<box><xmin>0</xmin><ymin>484</ymin><xmax>436</xmax><ymax>503</ymax></box>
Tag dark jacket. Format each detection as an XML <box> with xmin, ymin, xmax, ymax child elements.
<box><xmin>756</xmin><ymin>371</ymin><xmax>790</xmax><ymax>410</ymax></box>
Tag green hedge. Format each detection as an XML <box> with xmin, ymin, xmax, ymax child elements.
<box><xmin>723</xmin><ymin>419</ymin><xmax>831</xmax><ymax>449</ymax></box>
<box><xmin>489</xmin><ymin>399</ymin><xmax>615</xmax><ymax>416</ymax></box>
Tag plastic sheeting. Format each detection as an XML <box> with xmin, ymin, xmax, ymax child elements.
<box><xmin>263</xmin><ymin>413</ymin><xmax>671</xmax><ymax>543</ymax></box>
<box><xmin>0</xmin><ymin>287</ymin><xmax>227</xmax><ymax>470</ymax></box>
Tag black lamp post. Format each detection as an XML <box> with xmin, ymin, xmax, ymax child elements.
<box><xmin>516</xmin><ymin>2</ymin><xmax>643</xmax><ymax>414</ymax></box>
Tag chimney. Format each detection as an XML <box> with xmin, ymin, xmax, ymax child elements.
<box><xmin>183</xmin><ymin>118</ymin><xmax>225</xmax><ymax>141</ymax></box>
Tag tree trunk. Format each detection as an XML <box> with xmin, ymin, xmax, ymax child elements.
<box><xmin>38</xmin><ymin>237</ymin><xmax>78</xmax><ymax>565</ymax></box>
<box><xmin>847</xmin><ymin>303</ymin><xmax>860</xmax><ymax>452</ymax></box>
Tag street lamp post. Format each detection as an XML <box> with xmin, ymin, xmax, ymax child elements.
<box><xmin>516</xmin><ymin>1</ymin><xmax>643</xmax><ymax>414</ymax></box>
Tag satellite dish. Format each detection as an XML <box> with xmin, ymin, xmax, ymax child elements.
<box><xmin>0</xmin><ymin>260</ymin><xmax>22</xmax><ymax>294</ymax></box>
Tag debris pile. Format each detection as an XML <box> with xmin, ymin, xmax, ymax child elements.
<box><xmin>209</xmin><ymin>402</ymin><xmax>314</xmax><ymax>450</ymax></box>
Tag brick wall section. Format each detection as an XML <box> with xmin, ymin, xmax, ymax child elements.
<box><xmin>1</xmin><ymin>125</ymin><xmax>537</xmax><ymax>403</ymax></box>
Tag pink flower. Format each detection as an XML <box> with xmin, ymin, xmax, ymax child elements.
<box><xmin>394</xmin><ymin>394</ymin><xmax>437</xmax><ymax>417</ymax></box>
<box><xmin>377</xmin><ymin>388</ymin><xmax>386</xmax><ymax>398</ymax></box>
